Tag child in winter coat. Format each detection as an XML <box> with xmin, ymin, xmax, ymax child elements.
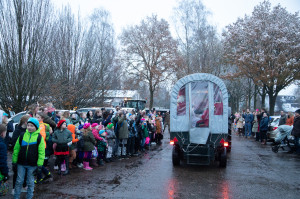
<box><xmin>0</xmin><ymin>124</ymin><xmax>9</xmax><ymax>196</ymax></box>
<box><xmin>35</xmin><ymin>113</ymin><xmax>52</xmax><ymax>184</ymax></box>
<box><xmin>52</xmin><ymin>120</ymin><xmax>72</xmax><ymax>175</ymax></box>
<box><xmin>97</xmin><ymin>130</ymin><xmax>108</xmax><ymax>165</ymax></box>
<box><xmin>12</xmin><ymin>117</ymin><xmax>45</xmax><ymax>199</ymax></box>
<box><xmin>91</xmin><ymin>123</ymin><xmax>102</xmax><ymax>166</ymax></box>
<box><xmin>105</xmin><ymin>123</ymin><xmax>115</xmax><ymax>162</ymax></box>
<box><xmin>82</xmin><ymin>123</ymin><xmax>96</xmax><ymax>170</ymax></box>
<box><xmin>141</xmin><ymin>118</ymin><xmax>149</xmax><ymax>151</ymax></box>
<box><xmin>76</xmin><ymin>124</ymin><xmax>85</xmax><ymax>168</ymax></box>
<box><xmin>67</xmin><ymin>124</ymin><xmax>79</xmax><ymax>169</ymax></box>
<box><xmin>127</xmin><ymin>115</ymin><xmax>136</xmax><ymax>156</ymax></box>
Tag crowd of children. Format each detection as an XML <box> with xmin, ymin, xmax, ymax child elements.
<box><xmin>0</xmin><ymin>103</ymin><xmax>166</xmax><ymax>198</ymax></box>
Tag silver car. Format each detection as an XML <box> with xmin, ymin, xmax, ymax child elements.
<box><xmin>267</xmin><ymin>116</ymin><xmax>280</xmax><ymax>141</ymax></box>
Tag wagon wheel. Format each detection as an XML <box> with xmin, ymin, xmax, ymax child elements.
<box><xmin>172</xmin><ymin>145</ymin><xmax>180</xmax><ymax>166</ymax></box>
<box><xmin>219</xmin><ymin>147</ymin><xmax>227</xmax><ymax>168</ymax></box>
<box><xmin>272</xmin><ymin>146</ymin><xmax>279</xmax><ymax>153</ymax></box>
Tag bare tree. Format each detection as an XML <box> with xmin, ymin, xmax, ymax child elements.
<box><xmin>172</xmin><ymin>0</ymin><xmax>223</xmax><ymax>78</ymax></box>
<box><xmin>223</xmin><ymin>0</ymin><xmax>300</xmax><ymax>115</ymax></box>
<box><xmin>0</xmin><ymin>0</ymin><xmax>55</xmax><ymax>112</ymax></box>
<box><xmin>43</xmin><ymin>7</ymin><xmax>117</xmax><ymax>109</ymax></box>
<box><xmin>120</xmin><ymin>15</ymin><xmax>178</xmax><ymax>109</ymax></box>
<box><xmin>89</xmin><ymin>8</ymin><xmax>117</xmax><ymax>105</ymax></box>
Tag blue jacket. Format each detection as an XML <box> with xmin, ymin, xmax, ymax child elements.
<box><xmin>243</xmin><ymin>113</ymin><xmax>254</xmax><ymax>123</ymax></box>
<box><xmin>260</xmin><ymin>117</ymin><xmax>269</xmax><ymax>131</ymax></box>
<box><xmin>0</xmin><ymin>137</ymin><xmax>9</xmax><ymax>178</ymax></box>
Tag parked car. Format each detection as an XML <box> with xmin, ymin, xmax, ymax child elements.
<box><xmin>267</xmin><ymin>116</ymin><xmax>280</xmax><ymax>141</ymax></box>
<box><xmin>7</xmin><ymin>111</ymin><xmax>27</xmax><ymax>138</ymax></box>
<box><xmin>76</xmin><ymin>107</ymin><xmax>116</xmax><ymax>116</ymax></box>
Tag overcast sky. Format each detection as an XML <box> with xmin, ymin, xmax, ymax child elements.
<box><xmin>52</xmin><ymin>0</ymin><xmax>299</xmax><ymax>35</ymax></box>
<box><xmin>51</xmin><ymin>0</ymin><xmax>299</xmax><ymax>94</ymax></box>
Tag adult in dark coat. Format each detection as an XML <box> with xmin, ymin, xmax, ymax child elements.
<box><xmin>260</xmin><ymin>112</ymin><xmax>269</xmax><ymax>145</ymax></box>
<box><xmin>279</xmin><ymin>111</ymin><xmax>287</xmax><ymax>126</ymax></box>
<box><xmin>0</xmin><ymin>124</ymin><xmax>9</xmax><ymax>184</ymax></box>
<box><xmin>291</xmin><ymin>109</ymin><xmax>300</xmax><ymax>154</ymax></box>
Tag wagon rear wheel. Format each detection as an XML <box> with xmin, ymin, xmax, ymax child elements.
<box><xmin>172</xmin><ymin>145</ymin><xmax>180</xmax><ymax>166</ymax></box>
<box><xmin>219</xmin><ymin>148</ymin><xmax>227</xmax><ymax>168</ymax></box>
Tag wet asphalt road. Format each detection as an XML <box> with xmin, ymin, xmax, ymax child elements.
<box><xmin>7</xmin><ymin>133</ymin><xmax>300</xmax><ymax>199</ymax></box>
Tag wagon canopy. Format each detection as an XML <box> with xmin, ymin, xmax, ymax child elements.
<box><xmin>170</xmin><ymin>73</ymin><xmax>228</xmax><ymax>144</ymax></box>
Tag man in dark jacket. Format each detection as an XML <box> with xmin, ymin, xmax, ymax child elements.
<box><xmin>243</xmin><ymin>109</ymin><xmax>254</xmax><ymax>138</ymax></box>
<box><xmin>291</xmin><ymin>109</ymin><xmax>300</xmax><ymax>155</ymax></box>
<box><xmin>279</xmin><ymin>111</ymin><xmax>287</xmax><ymax>126</ymax></box>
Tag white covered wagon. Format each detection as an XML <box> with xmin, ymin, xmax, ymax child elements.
<box><xmin>170</xmin><ymin>73</ymin><xmax>230</xmax><ymax>167</ymax></box>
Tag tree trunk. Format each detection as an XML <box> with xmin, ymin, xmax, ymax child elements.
<box><xmin>149</xmin><ymin>88</ymin><xmax>154</xmax><ymax>111</ymax></box>
<box><xmin>268</xmin><ymin>90</ymin><xmax>278</xmax><ymax>116</ymax></box>
<box><xmin>254</xmin><ymin>84</ymin><xmax>257</xmax><ymax>110</ymax></box>
<box><xmin>261</xmin><ymin>85</ymin><xmax>266</xmax><ymax>108</ymax></box>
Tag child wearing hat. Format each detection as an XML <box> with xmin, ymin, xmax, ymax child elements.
<box><xmin>97</xmin><ymin>130</ymin><xmax>108</xmax><ymax>165</ymax></box>
<box><xmin>12</xmin><ymin>117</ymin><xmax>45</xmax><ymax>199</ymax></box>
<box><xmin>90</xmin><ymin>123</ymin><xmax>101</xmax><ymax>167</ymax></box>
<box><xmin>82</xmin><ymin>123</ymin><xmax>96</xmax><ymax>170</ymax></box>
<box><xmin>106</xmin><ymin>123</ymin><xmax>116</xmax><ymax>162</ymax></box>
<box><xmin>76</xmin><ymin>124</ymin><xmax>85</xmax><ymax>168</ymax></box>
<box><xmin>52</xmin><ymin>120</ymin><xmax>72</xmax><ymax>175</ymax></box>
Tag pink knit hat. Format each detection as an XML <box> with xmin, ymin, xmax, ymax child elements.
<box><xmin>83</xmin><ymin>123</ymin><xmax>91</xmax><ymax>129</ymax></box>
<box><xmin>91</xmin><ymin>123</ymin><xmax>98</xmax><ymax>128</ymax></box>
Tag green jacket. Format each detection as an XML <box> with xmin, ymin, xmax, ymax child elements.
<box><xmin>83</xmin><ymin>131</ymin><xmax>96</xmax><ymax>151</ymax></box>
<box><xmin>142</xmin><ymin>125</ymin><xmax>149</xmax><ymax>138</ymax></box>
<box><xmin>12</xmin><ymin>129</ymin><xmax>45</xmax><ymax>167</ymax></box>
<box><xmin>118</xmin><ymin>116</ymin><xmax>129</xmax><ymax>139</ymax></box>
<box><xmin>52</xmin><ymin>128</ymin><xmax>72</xmax><ymax>144</ymax></box>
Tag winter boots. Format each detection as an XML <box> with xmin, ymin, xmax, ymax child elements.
<box><xmin>98</xmin><ymin>159</ymin><xmax>104</xmax><ymax>166</ymax></box>
<box><xmin>83</xmin><ymin>161</ymin><xmax>93</xmax><ymax>170</ymax></box>
<box><xmin>62</xmin><ymin>161</ymin><xmax>70</xmax><ymax>175</ymax></box>
<box><xmin>90</xmin><ymin>158</ymin><xmax>99</xmax><ymax>167</ymax></box>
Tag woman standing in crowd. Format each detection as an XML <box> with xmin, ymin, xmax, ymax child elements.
<box><xmin>286</xmin><ymin>112</ymin><xmax>294</xmax><ymax>126</ymax></box>
<box><xmin>27</xmin><ymin>104</ymin><xmax>39</xmax><ymax>118</ymax></box>
<box><xmin>155</xmin><ymin>116</ymin><xmax>163</xmax><ymax>145</ymax></box>
<box><xmin>291</xmin><ymin>109</ymin><xmax>300</xmax><ymax>155</ymax></box>
<box><xmin>92</xmin><ymin>110</ymin><xmax>103</xmax><ymax>124</ymax></box>
<box><xmin>62</xmin><ymin>111</ymin><xmax>72</xmax><ymax>125</ymax></box>
<box><xmin>236</xmin><ymin>114</ymin><xmax>244</xmax><ymax>136</ymax></box>
<box><xmin>252</xmin><ymin>111</ymin><xmax>260</xmax><ymax>141</ymax></box>
<box><xmin>86</xmin><ymin>111</ymin><xmax>94</xmax><ymax>124</ymax></box>
<box><xmin>260</xmin><ymin>113</ymin><xmax>269</xmax><ymax>145</ymax></box>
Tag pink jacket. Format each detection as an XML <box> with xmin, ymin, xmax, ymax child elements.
<box><xmin>92</xmin><ymin>129</ymin><xmax>103</xmax><ymax>141</ymax></box>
